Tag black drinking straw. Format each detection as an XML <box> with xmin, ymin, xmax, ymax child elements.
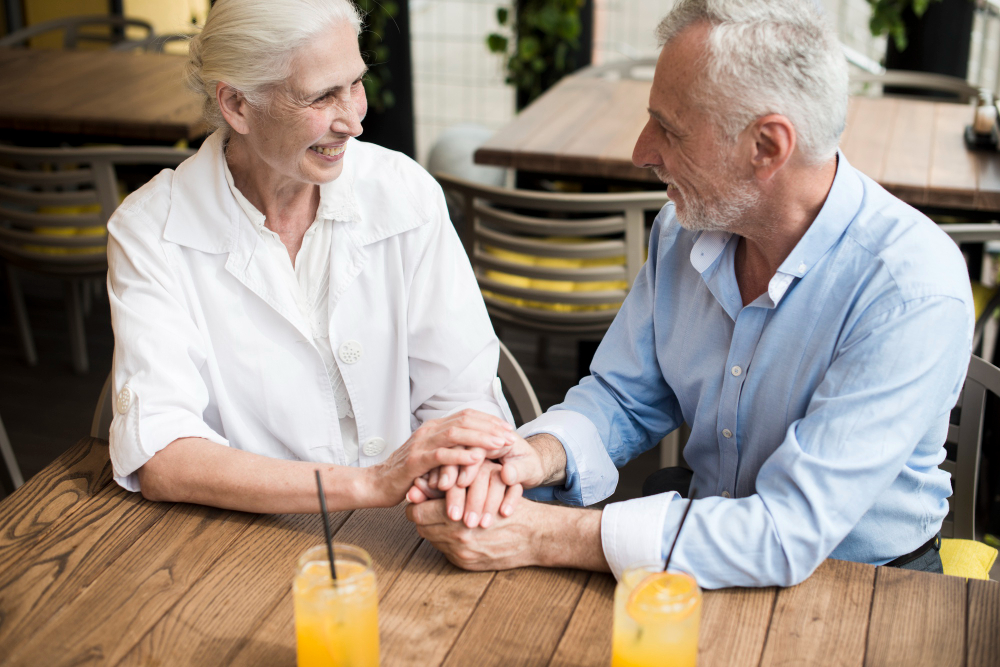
<box><xmin>314</xmin><ymin>470</ymin><xmax>338</xmax><ymax>584</ymax></box>
<box><xmin>663</xmin><ymin>488</ymin><xmax>696</xmax><ymax>573</ymax></box>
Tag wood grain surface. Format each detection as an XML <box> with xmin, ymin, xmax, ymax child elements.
<box><xmin>476</xmin><ymin>74</ymin><xmax>1000</xmax><ymax>213</ymax></box>
<box><xmin>1</xmin><ymin>437</ymin><xmax>998</xmax><ymax>666</ymax></box>
<box><xmin>0</xmin><ymin>48</ymin><xmax>206</xmax><ymax>141</ymax></box>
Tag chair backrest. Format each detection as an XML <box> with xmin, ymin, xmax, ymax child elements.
<box><xmin>939</xmin><ymin>223</ymin><xmax>1000</xmax><ymax>353</ymax></box>
<box><xmin>849</xmin><ymin>70</ymin><xmax>980</xmax><ymax>103</ymax></box>
<box><xmin>497</xmin><ymin>340</ymin><xmax>541</xmax><ymax>426</ymax></box>
<box><xmin>0</xmin><ymin>15</ymin><xmax>154</xmax><ymax>49</ymax></box>
<box><xmin>0</xmin><ymin>145</ymin><xmax>191</xmax><ymax>275</ymax></box>
<box><xmin>92</xmin><ymin>371</ymin><xmax>114</xmax><ymax>441</ymax></box>
<box><xmin>942</xmin><ymin>354</ymin><xmax>1000</xmax><ymax>539</ymax></box>
<box><xmin>0</xmin><ymin>411</ymin><xmax>24</xmax><ymax>497</ymax></box>
<box><xmin>436</xmin><ymin>173</ymin><xmax>667</xmax><ymax>334</ymax></box>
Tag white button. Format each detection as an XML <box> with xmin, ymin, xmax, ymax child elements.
<box><xmin>722</xmin><ymin>429</ymin><xmax>733</xmax><ymax>439</ymax></box>
<box><xmin>731</xmin><ymin>365</ymin><xmax>742</xmax><ymax>377</ymax></box>
<box><xmin>339</xmin><ymin>340</ymin><xmax>363</xmax><ymax>364</ymax></box>
<box><xmin>722</xmin><ymin>490</ymin><xmax>731</xmax><ymax>498</ymax></box>
<box><xmin>116</xmin><ymin>386</ymin><xmax>132</xmax><ymax>414</ymax></box>
<box><xmin>362</xmin><ymin>437</ymin><xmax>386</xmax><ymax>457</ymax></box>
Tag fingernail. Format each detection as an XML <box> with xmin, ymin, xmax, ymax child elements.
<box><xmin>500</xmin><ymin>421</ymin><xmax>514</xmax><ymax>430</ymax></box>
<box><xmin>440</xmin><ymin>474</ymin><xmax>450</xmax><ymax>487</ymax></box>
<box><xmin>500</xmin><ymin>504</ymin><xmax>511</xmax><ymax>516</ymax></box>
<box><xmin>481</xmin><ymin>513</ymin><xmax>493</xmax><ymax>527</ymax></box>
<box><xmin>466</xmin><ymin>512</ymin><xmax>478</xmax><ymax>528</ymax></box>
<box><xmin>491</xmin><ymin>436</ymin><xmax>505</xmax><ymax>447</ymax></box>
<box><xmin>449</xmin><ymin>505</ymin><xmax>462</xmax><ymax>521</ymax></box>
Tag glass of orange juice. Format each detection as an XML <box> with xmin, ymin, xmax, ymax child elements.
<box><xmin>612</xmin><ymin>564</ymin><xmax>701</xmax><ymax>667</ymax></box>
<box><xmin>293</xmin><ymin>544</ymin><xmax>379</xmax><ymax>667</ymax></box>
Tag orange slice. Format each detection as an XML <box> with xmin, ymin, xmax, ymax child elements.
<box><xmin>626</xmin><ymin>571</ymin><xmax>699</xmax><ymax>622</ymax></box>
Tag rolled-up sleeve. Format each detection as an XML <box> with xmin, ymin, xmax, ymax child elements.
<box><xmin>107</xmin><ymin>198</ymin><xmax>227</xmax><ymax>492</ymax></box>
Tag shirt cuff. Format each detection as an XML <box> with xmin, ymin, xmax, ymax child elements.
<box><xmin>518</xmin><ymin>410</ymin><xmax>618</xmax><ymax>506</ymax></box>
<box><xmin>600</xmin><ymin>492</ymin><xmax>677</xmax><ymax>580</ymax></box>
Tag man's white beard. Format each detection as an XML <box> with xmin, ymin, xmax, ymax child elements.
<box><xmin>655</xmin><ymin>166</ymin><xmax>761</xmax><ymax>232</ymax></box>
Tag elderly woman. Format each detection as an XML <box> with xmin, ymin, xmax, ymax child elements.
<box><xmin>106</xmin><ymin>0</ymin><xmax>520</xmax><ymax>520</ymax></box>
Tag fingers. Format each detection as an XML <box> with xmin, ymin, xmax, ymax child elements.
<box><xmin>462</xmin><ymin>464</ymin><xmax>491</xmax><ymax>528</ymax></box>
<box><xmin>428</xmin><ymin>467</ymin><xmax>440</xmax><ymax>490</ymax></box>
<box><xmin>500</xmin><ymin>483</ymin><xmax>523</xmax><ymax>518</ymax></box>
<box><xmin>437</xmin><ymin>464</ymin><xmax>458</xmax><ymax>490</ymax></box>
<box><xmin>456</xmin><ymin>455</ymin><xmax>484</xmax><ymax>488</ymax></box>
<box><xmin>431</xmin><ymin>447</ymin><xmax>484</xmax><ymax>468</ymax></box>
<box><xmin>405</xmin><ymin>498</ymin><xmax>449</xmax><ymax>525</ymax></box>
<box><xmin>409</xmin><ymin>476</ymin><xmax>444</xmax><ymax>503</ymax></box>
<box><xmin>479</xmin><ymin>468</ymin><xmax>507</xmax><ymax>528</ymax></box>
<box><xmin>425</xmin><ymin>410</ymin><xmax>516</xmax><ymax>453</ymax></box>
<box><xmin>445</xmin><ymin>483</ymin><xmax>466</xmax><ymax>522</ymax></box>
<box><xmin>407</xmin><ymin>485</ymin><xmax>428</xmax><ymax>504</ymax></box>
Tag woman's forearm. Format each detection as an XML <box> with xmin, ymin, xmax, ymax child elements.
<box><xmin>137</xmin><ymin>438</ymin><xmax>386</xmax><ymax>513</ymax></box>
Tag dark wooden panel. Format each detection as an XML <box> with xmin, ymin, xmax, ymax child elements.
<box><xmin>0</xmin><ymin>437</ymin><xmax>112</xmax><ymax>575</ymax></box>
<box><xmin>699</xmin><ymin>585</ymin><xmax>776</xmax><ymax>667</ymax></box>
<box><xmin>379</xmin><ymin>540</ymin><xmax>495</xmax><ymax>666</ymax></box>
<box><xmin>864</xmin><ymin>566</ymin><xmax>966</xmax><ymax>667</ymax></box>
<box><xmin>442</xmin><ymin>566</ymin><xmax>588</xmax><ymax>667</ymax></box>
<box><xmin>3</xmin><ymin>504</ymin><xmax>256</xmax><ymax>666</ymax></box>
<box><xmin>760</xmin><ymin>560</ymin><xmax>873</xmax><ymax>667</ymax></box>
<box><xmin>927</xmin><ymin>103</ymin><xmax>979</xmax><ymax>210</ymax></box>
<box><xmin>966</xmin><ymin>578</ymin><xmax>1000</xmax><ymax>666</ymax></box>
<box><xmin>548</xmin><ymin>572</ymin><xmax>615</xmax><ymax>667</ymax></box>
<box><xmin>880</xmin><ymin>99</ymin><xmax>935</xmax><ymax>206</ymax></box>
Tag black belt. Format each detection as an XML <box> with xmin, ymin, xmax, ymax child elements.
<box><xmin>885</xmin><ymin>534</ymin><xmax>941</xmax><ymax>568</ymax></box>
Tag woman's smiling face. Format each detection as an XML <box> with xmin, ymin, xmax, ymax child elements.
<box><xmin>238</xmin><ymin>20</ymin><xmax>368</xmax><ymax>186</ymax></box>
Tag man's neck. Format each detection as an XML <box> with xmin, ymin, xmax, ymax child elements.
<box><xmin>734</xmin><ymin>155</ymin><xmax>838</xmax><ymax>305</ymax></box>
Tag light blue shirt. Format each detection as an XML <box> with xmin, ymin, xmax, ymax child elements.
<box><xmin>520</xmin><ymin>153</ymin><xmax>974</xmax><ymax>588</ymax></box>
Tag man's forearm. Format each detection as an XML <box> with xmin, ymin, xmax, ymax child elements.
<box><xmin>535</xmin><ymin>504</ymin><xmax>609</xmax><ymax>572</ymax></box>
<box><xmin>526</xmin><ymin>433</ymin><xmax>569</xmax><ymax>486</ymax></box>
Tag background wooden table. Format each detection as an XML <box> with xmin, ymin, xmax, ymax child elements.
<box><xmin>475</xmin><ymin>72</ymin><xmax>1000</xmax><ymax>214</ymax></box>
<box><xmin>0</xmin><ymin>437</ymin><xmax>997</xmax><ymax>666</ymax></box>
<box><xmin>0</xmin><ymin>48</ymin><xmax>207</xmax><ymax>142</ymax></box>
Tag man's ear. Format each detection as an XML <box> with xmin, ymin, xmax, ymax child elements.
<box><xmin>749</xmin><ymin>114</ymin><xmax>796</xmax><ymax>182</ymax></box>
<box><xmin>216</xmin><ymin>82</ymin><xmax>252</xmax><ymax>136</ymax></box>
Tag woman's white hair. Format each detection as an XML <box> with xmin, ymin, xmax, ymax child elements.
<box><xmin>656</xmin><ymin>0</ymin><xmax>848</xmax><ymax>164</ymax></box>
<box><xmin>185</xmin><ymin>0</ymin><xmax>363</xmax><ymax>132</ymax></box>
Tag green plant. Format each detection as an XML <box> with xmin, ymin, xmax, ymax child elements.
<box><xmin>486</xmin><ymin>0</ymin><xmax>586</xmax><ymax>108</ymax></box>
<box><xmin>357</xmin><ymin>0</ymin><xmax>399</xmax><ymax>113</ymax></box>
<box><xmin>867</xmin><ymin>0</ymin><xmax>943</xmax><ymax>51</ymax></box>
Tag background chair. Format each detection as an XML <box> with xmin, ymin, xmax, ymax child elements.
<box><xmin>0</xmin><ymin>411</ymin><xmax>24</xmax><ymax>499</ymax></box>
<box><xmin>435</xmin><ymin>173</ymin><xmax>666</xmax><ymax>342</ymax></box>
<box><xmin>0</xmin><ymin>15</ymin><xmax>154</xmax><ymax>50</ymax></box>
<box><xmin>940</xmin><ymin>354</ymin><xmax>1000</xmax><ymax>578</ymax></box>
<box><xmin>0</xmin><ymin>145</ymin><xmax>192</xmax><ymax>373</ymax></box>
<box><xmin>849</xmin><ymin>69</ymin><xmax>980</xmax><ymax>103</ymax></box>
<box><xmin>940</xmin><ymin>223</ymin><xmax>1000</xmax><ymax>361</ymax></box>
<box><xmin>498</xmin><ymin>340</ymin><xmax>541</xmax><ymax>426</ymax></box>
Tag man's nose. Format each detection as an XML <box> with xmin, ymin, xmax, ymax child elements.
<box><xmin>632</xmin><ymin>120</ymin><xmax>661</xmax><ymax>169</ymax></box>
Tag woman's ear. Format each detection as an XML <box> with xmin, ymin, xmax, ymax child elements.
<box><xmin>216</xmin><ymin>82</ymin><xmax>252</xmax><ymax>135</ymax></box>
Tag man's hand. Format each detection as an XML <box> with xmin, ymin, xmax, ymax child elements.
<box><xmin>406</xmin><ymin>498</ymin><xmax>609</xmax><ymax>572</ymax></box>
<box><xmin>367</xmin><ymin>410</ymin><xmax>514</xmax><ymax>507</ymax></box>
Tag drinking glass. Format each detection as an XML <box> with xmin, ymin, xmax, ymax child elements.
<box><xmin>293</xmin><ymin>544</ymin><xmax>379</xmax><ymax>667</ymax></box>
<box><xmin>612</xmin><ymin>564</ymin><xmax>701</xmax><ymax>667</ymax></box>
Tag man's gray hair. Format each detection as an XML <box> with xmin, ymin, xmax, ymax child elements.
<box><xmin>185</xmin><ymin>0</ymin><xmax>363</xmax><ymax>132</ymax></box>
<box><xmin>656</xmin><ymin>0</ymin><xmax>848</xmax><ymax>164</ymax></box>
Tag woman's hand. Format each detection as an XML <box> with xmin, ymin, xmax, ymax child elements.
<box><xmin>367</xmin><ymin>409</ymin><xmax>515</xmax><ymax>507</ymax></box>
<box><xmin>407</xmin><ymin>460</ymin><xmax>523</xmax><ymax>528</ymax></box>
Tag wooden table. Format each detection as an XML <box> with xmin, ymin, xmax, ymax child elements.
<box><xmin>476</xmin><ymin>72</ymin><xmax>1000</xmax><ymax>213</ymax></box>
<box><xmin>1</xmin><ymin>437</ymin><xmax>998</xmax><ymax>666</ymax></box>
<box><xmin>0</xmin><ymin>48</ymin><xmax>207</xmax><ymax>142</ymax></box>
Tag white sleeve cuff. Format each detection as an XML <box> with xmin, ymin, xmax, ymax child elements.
<box><xmin>518</xmin><ymin>410</ymin><xmax>618</xmax><ymax>506</ymax></box>
<box><xmin>601</xmin><ymin>492</ymin><xmax>677</xmax><ymax>580</ymax></box>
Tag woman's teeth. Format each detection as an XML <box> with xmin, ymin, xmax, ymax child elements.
<box><xmin>310</xmin><ymin>145</ymin><xmax>345</xmax><ymax>157</ymax></box>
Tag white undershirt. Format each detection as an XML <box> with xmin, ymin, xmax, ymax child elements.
<box><xmin>222</xmin><ymin>159</ymin><xmax>360</xmax><ymax>465</ymax></box>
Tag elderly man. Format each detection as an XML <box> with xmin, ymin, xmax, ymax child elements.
<box><xmin>408</xmin><ymin>0</ymin><xmax>973</xmax><ymax>588</ymax></box>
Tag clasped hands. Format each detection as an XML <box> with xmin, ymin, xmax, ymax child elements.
<box><xmin>403</xmin><ymin>410</ymin><xmax>546</xmax><ymax>529</ymax></box>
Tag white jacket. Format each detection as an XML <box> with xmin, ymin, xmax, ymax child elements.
<box><xmin>107</xmin><ymin>132</ymin><xmax>507</xmax><ymax>491</ymax></box>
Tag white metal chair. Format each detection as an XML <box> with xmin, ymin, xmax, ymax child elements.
<box><xmin>942</xmin><ymin>354</ymin><xmax>999</xmax><ymax>539</ymax></box>
<box><xmin>0</xmin><ymin>411</ymin><xmax>24</xmax><ymax>498</ymax></box>
<box><xmin>849</xmin><ymin>70</ymin><xmax>980</xmax><ymax>103</ymax></box>
<box><xmin>435</xmin><ymin>173</ymin><xmax>667</xmax><ymax>336</ymax></box>
<box><xmin>940</xmin><ymin>223</ymin><xmax>1000</xmax><ymax>358</ymax></box>
<box><xmin>0</xmin><ymin>15</ymin><xmax>154</xmax><ymax>50</ymax></box>
<box><xmin>0</xmin><ymin>145</ymin><xmax>192</xmax><ymax>373</ymax></box>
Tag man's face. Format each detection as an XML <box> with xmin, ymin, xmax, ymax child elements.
<box><xmin>632</xmin><ymin>22</ymin><xmax>759</xmax><ymax>232</ymax></box>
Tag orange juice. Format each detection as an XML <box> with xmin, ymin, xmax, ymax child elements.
<box><xmin>612</xmin><ymin>566</ymin><xmax>701</xmax><ymax>667</ymax></box>
<box><xmin>293</xmin><ymin>544</ymin><xmax>379</xmax><ymax>667</ymax></box>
